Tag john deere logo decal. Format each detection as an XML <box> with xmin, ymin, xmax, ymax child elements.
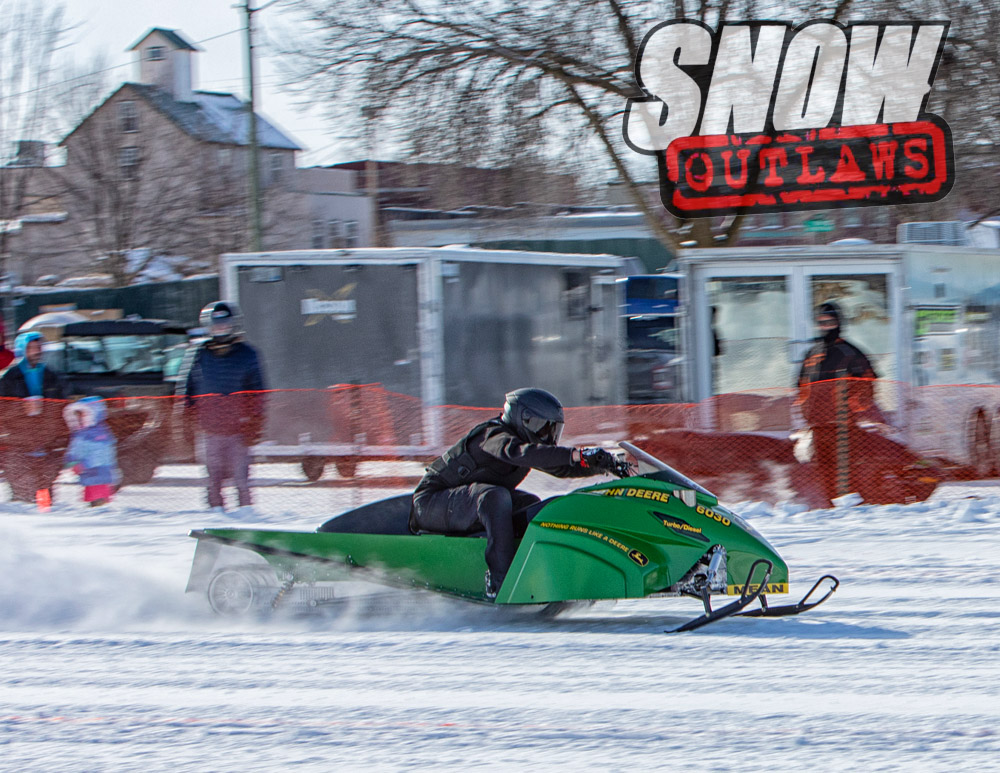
<box><xmin>628</xmin><ymin>549</ymin><xmax>649</xmax><ymax>566</ymax></box>
<box><xmin>623</xmin><ymin>20</ymin><xmax>954</xmax><ymax>217</ymax></box>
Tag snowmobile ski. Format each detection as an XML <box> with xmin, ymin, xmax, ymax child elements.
<box><xmin>736</xmin><ymin>574</ymin><xmax>840</xmax><ymax>618</ymax></box>
<box><xmin>668</xmin><ymin>559</ymin><xmax>773</xmax><ymax>633</ymax></box>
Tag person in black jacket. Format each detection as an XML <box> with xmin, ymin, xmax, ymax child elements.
<box><xmin>185</xmin><ymin>301</ymin><xmax>266</xmax><ymax>513</ymax></box>
<box><xmin>410</xmin><ymin>388</ymin><xmax>620</xmax><ymax>598</ymax></box>
<box><xmin>796</xmin><ymin>301</ymin><xmax>883</xmax><ymax>504</ymax></box>
<box><xmin>0</xmin><ymin>330</ymin><xmax>70</xmax><ymax>503</ymax></box>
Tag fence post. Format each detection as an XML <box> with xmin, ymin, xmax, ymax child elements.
<box><xmin>835</xmin><ymin>374</ymin><xmax>850</xmax><ymax>498</ymax></box>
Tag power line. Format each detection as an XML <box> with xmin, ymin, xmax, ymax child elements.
<box><xmin>4</xmin><ymin>28</ymin><xmax>245</xmax><ymax>102</ymax></box>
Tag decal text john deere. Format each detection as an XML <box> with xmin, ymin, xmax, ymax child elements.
<box><xmin>623</xmin><ymin>21</ymin><xmax>954</xmax><ymax>217</ymax></box>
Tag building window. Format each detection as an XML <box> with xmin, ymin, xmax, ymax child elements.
<box><xmin>146</xmin><ymin>46</ymin><xmax>165</xmax><ymax>61</ymax></box>
<box><xmin>562</xmin><ymin>270</ymin><xmax>589</xmax><ymax>320</ymax></box>
<box><xmin>217</xmin><ymin>148</ymin><xmax>232</xmax><ymax>168</ymax></box>
<box><xmin>843</xmin><ymin>208</ymin><xmax>863</xmax><ymax>227</ymax></box>
<box><xmin>312</xmin><ymin>219</ymin><xmax>325</xmax><ymax>249</ymax></box>
<box><xmin>269</xmin><ymin>152</ymin><xmax>283</xmax><ymax>184</ymax></box>
<box><xmin>344</xmin><ymin>220</ymin><xmax>359</xmax><ymax>248</ymax></box>
<box><xmin>119</xmin><ymin>101</ymin><xmax>138</xmax><ymax>133</ymax></box>
<box><xmin>328</xmin><ymin>220</ymin><xmax>343</xmax><ymax>248</ymax></box>
<box><xmin>119</xmin><ymin>146</ymin><xmax>140</xmax><ymax>180</ymax></box>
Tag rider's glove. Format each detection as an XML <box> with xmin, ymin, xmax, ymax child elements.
<box><xmin>580</xmin><ymin>447</ymin><xmax>616</xmax><ymax>472</ymax></box>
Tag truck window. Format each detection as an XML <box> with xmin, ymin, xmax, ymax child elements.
<box><xmin>61</xmin><ymin>334</ymin><xmax>188</xmax><ymax>375</ymax></box>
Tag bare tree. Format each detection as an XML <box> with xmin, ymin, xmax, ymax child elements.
<box><xmin>49</xmin><ymin>90</ymin><xmax>309</xmax><ymax>286</ymax></box>
<box><xmin>275</xmin><ymin>0</ymin><xmax>867</xmax><ymax>253</ymax></box>
<box><xmin>0</xmin><ymin>0</ymin><xmax>69</xmax><ymax>319</ymax></box>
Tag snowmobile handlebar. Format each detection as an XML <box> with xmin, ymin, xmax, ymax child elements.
<box><xmin>611</xmin><ymin>457</ymin><xmax>635</xmax><ymax>478</ymax></box>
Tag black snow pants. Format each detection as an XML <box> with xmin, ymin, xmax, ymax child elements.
<box><xmin>411</xmin><ymin>483</ymin><xmax>541</xmax><ymax>590</ymax></box>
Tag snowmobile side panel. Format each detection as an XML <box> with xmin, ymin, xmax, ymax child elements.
<box><xmin>498</xmin><ymin>481</ymin><xmax>790</xmax><ymax>604</ymax></box>
<box><xmin>193</xmin><ymin>528</ymin><xmax>491</xmax><ymax>600</ymax></box>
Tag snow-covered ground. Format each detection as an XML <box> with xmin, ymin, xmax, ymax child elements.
<box><xmin>3</xmin><ymin>464</ymin><xmax>1000</xmax><ymax>771</ymax></box>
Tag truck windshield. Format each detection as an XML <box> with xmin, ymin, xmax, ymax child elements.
<box><xmin>627</xmin><ymin>317</ymin><xmax>678</xmax><ymax>351</ymax></box>
<box><xmin>62</xmin><ymin>334</ymin><xmax>188</xmax><ymax>376</ymax></box>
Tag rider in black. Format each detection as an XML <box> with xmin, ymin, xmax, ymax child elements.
<box><xmin>410</xmin><ymin>388</ymin><xmax>618</xmax><ymax>598</ymax></box>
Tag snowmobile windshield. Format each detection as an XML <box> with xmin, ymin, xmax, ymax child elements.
<box><xmin>618</xmin><ymin>441</ymin><xmax>715</xmax><ymax>498</ymax></box>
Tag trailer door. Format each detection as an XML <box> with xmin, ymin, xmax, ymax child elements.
<box><xmin>704</xmin><ymin>273</ymin><xmax>793</xmax><ymax>397</ymax></box>
<box><xmin>689</xmin><ymin>260</ymin><xmax>899</xmax><ymax>410</ymax></box>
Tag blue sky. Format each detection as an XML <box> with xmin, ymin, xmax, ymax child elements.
<box><xmin>60</xmin><ymin>0</ymin><xmax>352</xmax><ymax>165</ymax></box>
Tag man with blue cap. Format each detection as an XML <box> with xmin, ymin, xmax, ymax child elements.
<box><xmin>0</xmin><ymin>330</ymin><xmax>69</xmax><ymax>503</ymax></box>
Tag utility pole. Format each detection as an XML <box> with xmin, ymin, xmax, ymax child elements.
<box><xmin>241</xmin><ymin>0</ymin><xmax>263</xmax><ymax>251</ymax></box>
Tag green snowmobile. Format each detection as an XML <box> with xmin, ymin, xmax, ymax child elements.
<box><xmin>186</xmin><ymin>442</ymin><xmax>837</xmax><ymax>632</ymax></box>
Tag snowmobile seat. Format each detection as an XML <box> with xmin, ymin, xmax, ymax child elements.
<box><xmin>317</xmin><ymin>494</ymin><xmax>415</xmax><ymax>535</ymax></box>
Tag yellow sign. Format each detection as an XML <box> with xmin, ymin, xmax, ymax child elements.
<box><xmin>726</xmin><ymin>582</ymin><xmax>788</xmax><ymax>595</ymax></box>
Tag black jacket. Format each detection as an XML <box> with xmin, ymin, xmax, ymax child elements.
<box><xmin>797</xmin><ymin>337</ymin><xmax>878</xmax><ymax>426</ymax></box>
<box><xmin>0</xmin><ymin>362</ymin><xmax>69</xmax><ymax>399</ymax></box>
<box><xmin>414</xmin><ymin>419</ymin><xmax>594</xmax><ymax>496</ymax></box>
<box><xmin>0</xmin><ymin>363</ymin><xmax>70</xmax><ymax>453</ymax></box>
<box><xmin>184</xmin><ymin>341</ymin><xmax>266</xmax><ymax>435</ymax></box>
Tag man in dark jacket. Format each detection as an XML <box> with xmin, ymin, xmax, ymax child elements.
<box><xmin>0</xmin><ymin>330</ymin><xmax>70</xmax><ymax>503</ymax></box>
<box><xmin>796</xmin><ymin>302</ymin><xmax>882</xmax><ymax>504</ymax></box>
<box><xmin>410</xmin><ymin>387</ymin><xmax>621</xmax><ymax>598</ymax></box>
<box><xmin>185</xmin><ymin>301</ymin><xmax>266</xmax><ymax>513</ymax></box>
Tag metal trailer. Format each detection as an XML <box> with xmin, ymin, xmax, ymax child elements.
<box><xmin>221</xmin><ymin>247</ymin><xmax>626</xmax><ymax>478</ymax></box>
<box><xmin>676</xmin><ymin>243</ymin><xmax>1000</xmax><ymax>474</ymax></box>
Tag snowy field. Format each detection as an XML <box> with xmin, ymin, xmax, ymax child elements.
<box><xmin>3</xmin><ymin>463</ymin><xmax>1000</xmax><ymax>772</ymax></box>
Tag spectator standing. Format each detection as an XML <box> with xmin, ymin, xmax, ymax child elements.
<box><xmin>796</xmin><ymin>302</ymin><xmax>882</xmax><ymax>505</ymax></box>
<box><xmin>185</xmin><ymin>301</ymin><xmax>266</xmax><ymax>514</ymax></box>
<box><xmin>0</xmin><ymin>330</ymin><xmax>70</xmax><ymax>506</ymax></box>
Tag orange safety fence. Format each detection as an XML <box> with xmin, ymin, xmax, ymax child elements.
<box><xmin>1</xmin><ymin>381</ymin><xmax>996</xmax><ymax>512</ymax></box>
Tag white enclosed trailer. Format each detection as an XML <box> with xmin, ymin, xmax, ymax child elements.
<box><xmin>678</xmin><ymin>244</ymin><xmax>1000</xmax><ymax>474</ymax></box>
<box><xmin>221</xmin><ymin>247</ymin><xmax>625</xmax><ymax>476</ymax></box>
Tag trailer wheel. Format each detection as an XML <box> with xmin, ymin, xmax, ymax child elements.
<box><xmin>334</xmin><ymin>460</ymin><xmax>358</xmax><ymax>478</ymax></box>
<box><xmin>207</xmin><ymin>567</ymin><xmax>280</xmax><ymax>616</ymax></box>
<box><xmin>968</xmin><ymin>409</ymin><xmax>993</xmax><ymax>478</ymax></box>
<box><xmin>301</xmin><ymin>457</ymin><xmax>326</xmax><ymax>481</ymax></box>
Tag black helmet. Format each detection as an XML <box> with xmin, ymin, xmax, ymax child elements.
<box><xmin>199</xmin><ymin>300</ymin><xmax>244</xmax><ymax>343</ymax></box>
<box><xmin>501</xmin><ymin>388</ymin><xmax>565</xmax><ymax>445</ymax></box>
<box><xmin>816</xmin><ymin>301</ymin><xmax>842</xmax><ymax>326</ymax></box>
<box><xmin>816</xmin><ymin>301</ymin><xmax>842</xmax><ymax>342</ymax></box>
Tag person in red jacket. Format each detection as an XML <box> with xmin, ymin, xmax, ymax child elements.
<box><xmin>0</xmin><ymin>318</ymin><xmax>13</xmax><ymax>372</ymax></box>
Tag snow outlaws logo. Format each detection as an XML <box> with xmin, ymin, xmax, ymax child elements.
<box><xmin>622</xmin><ymin>21</ymin><xmax>954</xmax><ymax>217</ymax></box>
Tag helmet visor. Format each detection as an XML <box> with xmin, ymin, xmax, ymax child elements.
<box><xmin>209</xmin><ymin>320</ymin><xmax>234</xmax><ymax>338</ymax></box>
<box><xmin>523</xmin><ymin>415</ymin><xmax>564</xmax><ymax>445</ymax></box>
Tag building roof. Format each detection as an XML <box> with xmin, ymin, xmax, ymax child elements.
<box><xmin>63</xmin><ymin>83</ymin><xmax>302</xmax><ymax>151</ymax></box>
<box><xmin>128</xmin><ymin>28</ymin><xmax>200</xmax><ymax>52</ymax></box>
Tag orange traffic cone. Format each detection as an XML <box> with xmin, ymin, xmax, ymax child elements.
<box><xmin>35</xmin><ymin>488</ymin><xmax>51</xmax><ymax>512</ymax></box>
